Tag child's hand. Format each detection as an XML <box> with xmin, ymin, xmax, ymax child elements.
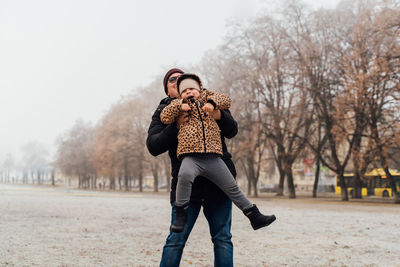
<box><xmin>202</xmin><ymin>103</ymin><xmax>215</xmax><ymax>115</ymax></box>
<box><xmin>181</xmin><ymin>103</ymin><xmax>191</xmax><ymax>111</ymax></box>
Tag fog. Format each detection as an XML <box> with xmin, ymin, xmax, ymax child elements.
<box><xmin>0</xmin><ymin>0</ymin><xmax>339</xmax><ymax>163</ymax></box>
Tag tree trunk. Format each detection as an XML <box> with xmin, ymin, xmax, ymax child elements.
<box><xmin>247</xmin><ymin>176</ymin><xmax>252</xmax><ymax>196</ymax></box>
<box><xmin>338</xmin><ymin>172</ymin><xmax>349</xmax><ymax>201</ymax></box>
<box><xmin>247</xmin><ymin>157</ymin><xmax>257</xmax><ymax>196</ymax></box>
<box><xmin>139</xmin><ymin>172</ymin><xmax>143</xmax><ymax>192</ymax></box>
<box><xmin>372</xmin><ymin>120</ymin><xmax>399</xmax><ymax>204</ymax></box>
<box><xmin>166</xmin><ymin>175</ymin><xmax>171</xmax><ymax>192</ymax></box>
<box><xmin>383</xmin><ymin>167</ymin><xmax>400</xmax><ymax>204</ymax></box>
<box><xmin>252</xmin><ymin>179</ymin><xmax>258</xmax><ymax>198</ymax></box>
<box><xmin>23</xmin><ymin>171</ymin><xmax>28</xmax><ymax>184</ymax></box>
<box><xmin>78</xmin><ymin>174</ymin><xmax>82</xmax><ymax>189</ymax></box>
<box><xmin>118</xmin><ymin>176</ymin><xmax>122</xmax><ymax>190</ymax></box>
<box><xmin>130</xmin><ymin>177</ymin><xmax>134</xmax><ymax>190</ymax></box>
<box><xmin>92</xmin><ymin>176</ymin><xmax>97</xmax><ymax>189</ymax></box>
<box><xmin>153</xmin><ymin>172</ymin><xmax>159</xmax><ymax>193</ymax></box>
<box><xmin>324</xmin><ymin>111</ymin><xmax>352</xmax><ymax>202</ymax></box>
<box><xmin>163</xmin><ymin>156</ymin><xmax>171</xmax><ymax>192</ymax></box>
<box><xmin>138</xmin><ymin>160</ymin><xmax>143</xmax><ymax>192</ymax></box>
<box><xmin>352</xmin><ymin>128</ymin><xmax>364</xmax><ymax>199</ymax></box>
<box><xmin>51</xmin><ymin>170</ymin><xmax>55</xmax><ymax>186</ymax></box>
<box><xmin>109</xmin><ymin>177</ymin><xmax>115</xmax><ymax>190</ymax></box>
<box><xmin>123</xmin><ymin>159</ymin><xmax>130</xmax><ymax>191</ymax></box>
<box><xmin>312</xmin><ymin>156</ymin><xmax>320</xmax><ymax>198</ymax></box>
<box><xmin>353</xmin><ymin>172</ymin><xmax>362</xmax><ymax>199</ymax></box>
<box><xmin>240</xmin><ymin>159</ymin><xmax>251</xmax><ymax>195</ymax></box>
<box><xmin>277</xmin><ymin>168</ymin><xmax>285</xmax><ymax>196</ymax></box>
<box><xmin>151</xmin><ymin>160</ymin><xmax>159</xmax><ymax>192</ymax></box>
<box><xmin>286</xmin><ymin>167</ymin><xmax>296</xmax><ymax>199</ymax></box>
<box><xmin>276</xmin><ymin>146</ymin><xmax>285</xmax><ymax>196</ymax></box>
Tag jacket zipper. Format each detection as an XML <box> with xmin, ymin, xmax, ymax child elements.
<box><xmin>194</xmin><ymin>102</ymin><xmax>207</xmax><ymax>152</ymax></box>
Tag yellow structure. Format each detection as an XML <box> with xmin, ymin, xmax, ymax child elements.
<box><xmin>335</xmin><ymin>169</ymin><xmax>400</xmax><ymax>197</ymax></box>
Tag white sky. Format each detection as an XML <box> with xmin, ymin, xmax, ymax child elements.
<box><xmin>0</xmin><ymin>0</ymin><xmax>340</xmax><ymax>163</ymax></box>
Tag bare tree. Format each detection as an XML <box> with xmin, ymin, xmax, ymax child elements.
<box><xmin>55</xmin><ymin>120</ymin><xmax>95</xmax><ymax>189</ymax></box>
<box><xmin>348</xmin><ymin>1</ymin><xmax>400</xmax><ymax>202</ymax></box>
<box><xmin>20</xmin><ymin>141</ymin><xmax>49</xmax><ymax>184</ymax></box>
<box><xmin>93</xmin><ymin>97</ymin><xmax>139</xmax><ymax>191</ymax></box>
<box><xmin>243</xmin><ymin>11</ymin><xmax>313</xmax><ymax>198</ymax></box>
<box><xmin>2</xmin><ymin>153</ymin><xmax>15</xmax><ymax>183</ymax></box>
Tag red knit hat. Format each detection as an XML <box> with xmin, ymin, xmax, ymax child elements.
<box><xmin>163</xmin><ymin>68</ymin><xmax>184</xmax><ymax>95</ymax></box>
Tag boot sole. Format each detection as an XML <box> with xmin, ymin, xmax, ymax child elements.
<box><xmin>253</xmin><ymin>215</ymin><xmax>276</xmax><ymax>230</ymax></box>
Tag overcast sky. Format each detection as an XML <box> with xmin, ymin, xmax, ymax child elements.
<box><xmin>0</xmin><ymin>0</ymin><xmax>340</xmax><ymax>163</ymax></box>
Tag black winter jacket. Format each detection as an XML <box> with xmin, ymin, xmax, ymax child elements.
<box><xmin>146</xmin><ymin>96</ymin><xmax>238</xmax><ymax>204</ymax></box>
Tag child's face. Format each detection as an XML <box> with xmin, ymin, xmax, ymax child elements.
<box><xmin>181</xmin><ymin>88</ymin><xmax>200</xmax><ymax>100</ymax></box>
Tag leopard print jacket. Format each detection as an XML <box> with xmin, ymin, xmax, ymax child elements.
<box><xmin>160</xmin><ymin>89</ymin><xmax>231</xmax><ymax>159</ymax></box>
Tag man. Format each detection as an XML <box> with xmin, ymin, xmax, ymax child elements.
<box><xmin>146</xmin><ymin>68</ymin><xmax>238</xmax><ymax>267</ymax></box>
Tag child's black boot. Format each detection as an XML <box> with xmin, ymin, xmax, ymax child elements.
<box><xmin>243</xmin><ymin>204</ymin><xmax>276</xmax><ymax>230</ymax></box>
<box><xmin>171</xmin><ymin>204</ymin><xmax>189</xmax><ymax>233</ymax></box>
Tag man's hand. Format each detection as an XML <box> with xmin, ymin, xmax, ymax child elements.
<box><xmin>202</xmin><ymin>103</ymin><xmax>215</xmax><ymax>115</ymax></box>
<box><xmin>211</xmin><ymin>109</ymin><xmax>221</xmax><ymax>120</ymax></box>
<box><xmin>176</xmin><ymin>112</ymin><xmax>189</xmax><ymax>129</ymax></box>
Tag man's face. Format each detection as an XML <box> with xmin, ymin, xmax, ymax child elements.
<box><xmin>167</xmin><ymin>73</ymin><xmax>182</xmax><ymax>98</ymax></box>
<box><xmin>181</xmin><ymin>87</ymin><xmax>200</xmax><ymax>100</ymax></box>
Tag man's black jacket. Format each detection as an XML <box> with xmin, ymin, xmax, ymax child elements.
<box><xmin>146</xmin><ymin>96</ymin><xmax>238</xmax><ymax>204</ymax></box>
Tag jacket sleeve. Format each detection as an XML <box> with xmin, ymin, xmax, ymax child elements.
<box><xmin>217</xmin><ymin>109</ymin><xmax>238</xmax><ymax>139</ymax></box>
<box><xmin>205</xmin><ymin>90</ymin><xmax>231</xmax><ymax>110</ymax></box>
<box><xmin>146</xmin><ymin>103</ymin><xmax>179</xmax><ymax>156</ymax></box>
<box><xmin>160</xmin><ymin>99</ymin><xmax>182</xmax><ymax>125</ymax></box>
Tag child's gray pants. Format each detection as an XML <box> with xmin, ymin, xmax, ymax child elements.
<box><xmin>176</xmin><ymin>155</ymin><xmax>253</xmax><ymax>211</ymax></box>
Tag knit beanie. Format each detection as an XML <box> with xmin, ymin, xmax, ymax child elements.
<box><xmin>177</xmin><ymin>73</ymin><xmax>203</xmax><ymax>95</ymax></box>
<box><xmin>179</xmin><ymin>79</ymin><xmax>200</xmax><ymax>94</ymax></box>
<box><xmin>163</xmin><ymin>68</ymin><xmax>184</xmax><ymax>95</ymax></box>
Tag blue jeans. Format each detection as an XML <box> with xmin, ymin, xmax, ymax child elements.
<box><xmin>160</xmin><ymin>197</ymin><xmax>233</xmax><ymax>267</ymax></box>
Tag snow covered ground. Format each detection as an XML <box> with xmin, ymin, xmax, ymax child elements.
<box><xmin>1</xmin><ymin>184</ymin><xmax>399</xmax><ymax>267</ymax></box>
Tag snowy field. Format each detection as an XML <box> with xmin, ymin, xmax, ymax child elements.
<box><xmin>1</xmin><ymin>184</ymin><xmax>399</xmax><ymax>267</ymax></box>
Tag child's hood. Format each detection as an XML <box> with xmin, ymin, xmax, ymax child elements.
<box><xmin>176</xmin><ymin>73</ymin><xmax>204</xmax><ymax>95</ymax></box>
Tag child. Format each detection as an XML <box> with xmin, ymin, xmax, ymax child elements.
<box><xmin>161</xmin><ymin>73</ymin><xmax>276</xmax><ymax>233</ymax></box>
